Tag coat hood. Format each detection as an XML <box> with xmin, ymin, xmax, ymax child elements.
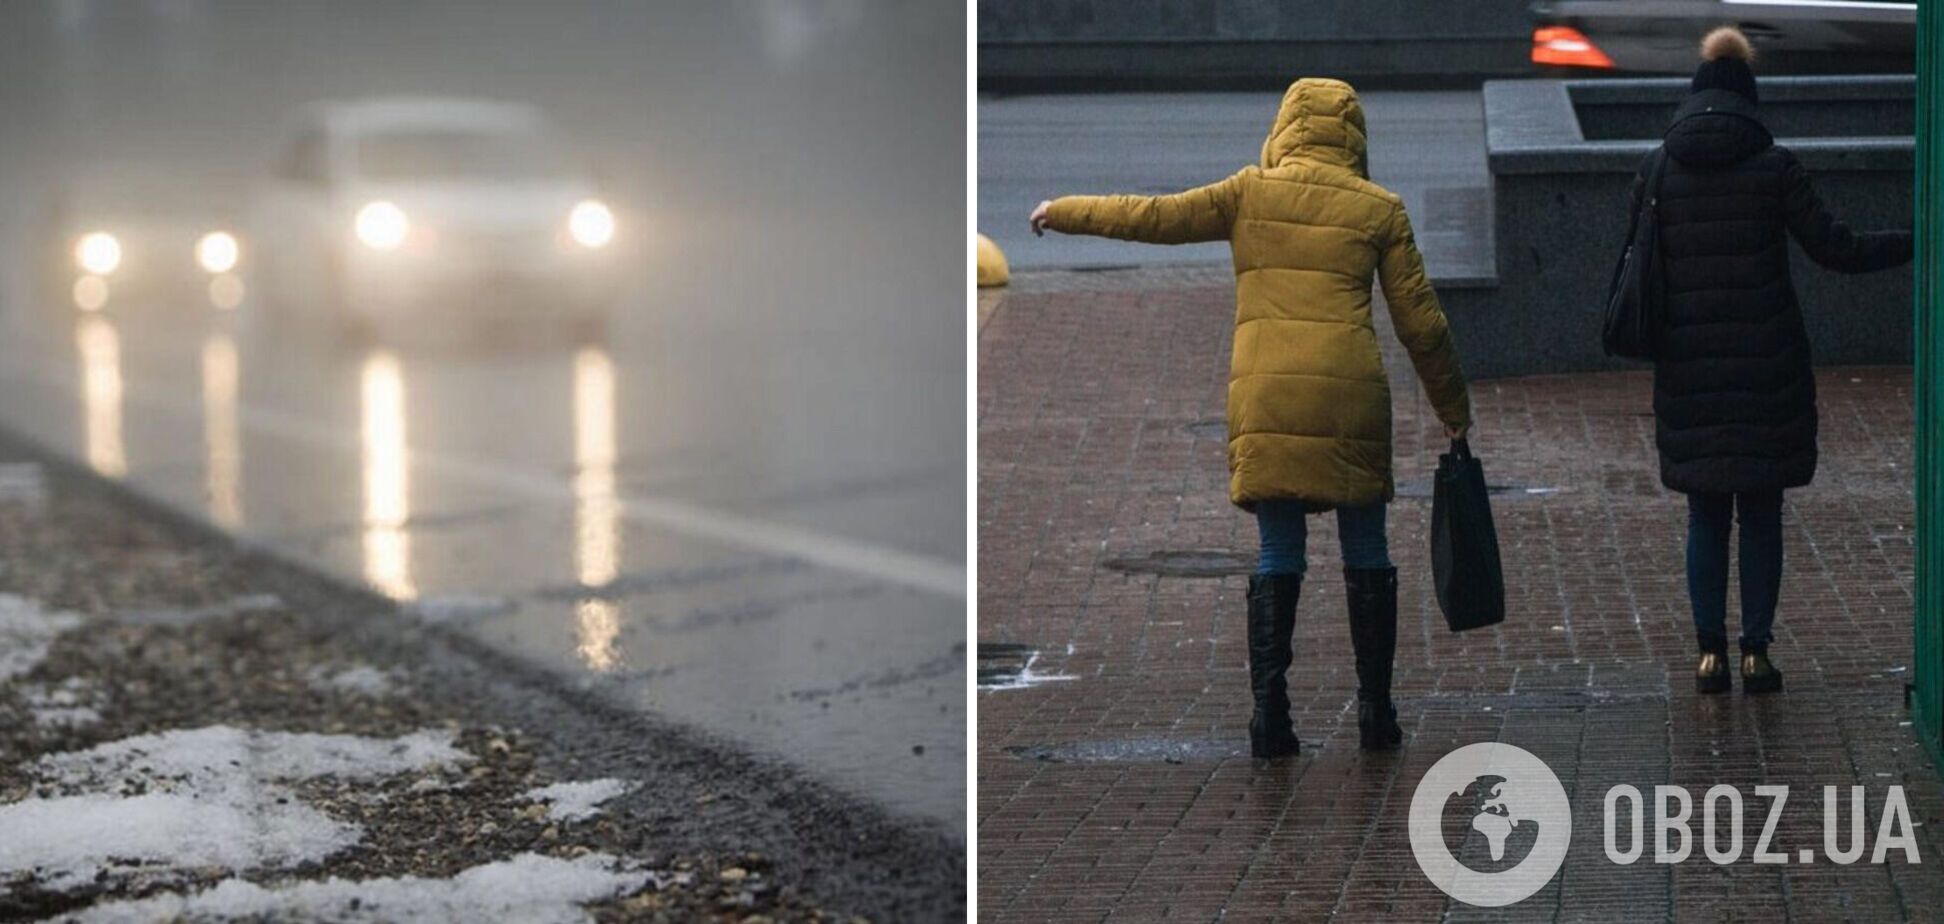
<box><xmin>1260</xmin><ymin>78</ymin><xmax>1369</xmax><ymax>177</ymax></box>
<box><xmin>1663</xmin><ymin>88</ymin><xmax>1773</xmax><ymax>170</ymax></box>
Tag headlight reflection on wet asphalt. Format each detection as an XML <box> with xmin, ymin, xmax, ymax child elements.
<box><xmin>572</xmin><ymin>346</ymin><xmax>622</xmax><ymax>672</ymax></box>
<box><xmin>201</xmin><ymin>334</ymin><xmax>243</xmax><ymax>529</ymax></box>
<box><xmin>72</xmin><ymin>275</ymin><xmax>109</xmax><ymax>312</ymax></box>
<box><xmin>76</xmin><ymin>316</ymin><xmax>125</xmax><ymax>479</ymax></box>
<box><xmin>360</xmin><ymin>350</ymin><xmax>414</xmax><ymax>601</ymax></box>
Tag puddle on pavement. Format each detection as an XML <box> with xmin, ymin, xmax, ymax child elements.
<box><xmin>1005</xmin><ymin>737</ymin><xmax>1246</xmax><ymax>764</ymax></box>
<box><xmin>978</xmin><ymin>642</ymin><xmax>1075</xmax><ymax>691</ymax></box>
<box><xmin>1101</xmin><ymin>549</ymin><xmax>1252</xmax><ymax>578</ymax></box>
<box><xmin>978</xmin><ymin>643</ymin><xmax>1031</xmax><ymax>684</ymax></box>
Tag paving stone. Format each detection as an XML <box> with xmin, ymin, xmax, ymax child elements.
<box><xmin>978</xmin><ymin>272</ymin><xmax>1942</xmax><ymax>921</ymax></box>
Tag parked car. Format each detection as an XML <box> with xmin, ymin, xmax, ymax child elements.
<box><xmin>42</xmin><ymin>166</ymin><xmax>251</xmax><ymax>315</ymax></box>
<box><xmin>253</xmin><ymin>97</ymin><xmax>621</xmax><ymax>338</ymax></box>
<box><xmin>1530</xmin><ymin>0</ymin><xmax>1916</xmax><ymax>75</ymax></box>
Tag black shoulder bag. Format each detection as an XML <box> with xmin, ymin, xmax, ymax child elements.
<box><xmin>1601</xmin><ymin>147</ymin><xmax>1670</xmax><ymax>360</ymax></box>
<box><xmin>1431</xmin><ymin>439</ymin><xmax>1505</xmax><ymax>632</ymax></box>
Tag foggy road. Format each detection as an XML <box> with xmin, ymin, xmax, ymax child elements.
<box><xmin>0</xmin><ymin>2</ymin><xmax>965</xmax><ymax>832</ymax></box>
<box><xmin>0</xmin><ymin>265</ymin><xmax>968</xmax><ymax>832</ymax></box>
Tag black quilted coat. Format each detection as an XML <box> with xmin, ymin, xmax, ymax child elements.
<box><xmin>1640</xmin><ymin>88</ymin><xmax>1911</xmax><ymax>495</ymax></box>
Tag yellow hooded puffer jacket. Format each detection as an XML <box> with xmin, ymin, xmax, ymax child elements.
<box><xmin>1045</xmin><ymin>78</ymin><xmax>1472</xmax><ymax>509</ymax></box>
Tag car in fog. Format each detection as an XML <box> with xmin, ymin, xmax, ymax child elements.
<box><xmin>254</xmin><ymin>97</ymin><xmax>620</xmax><ymax>338</ymax></box>
<box><xmin>1530</xmin><ymin>0</ymin><xmax>1916</xmax><ymax>75</ymax></box>
<box><xmin>44</xmin><ymin>167</ymin><xmax>252</xmax><ymax>315</ymax></box>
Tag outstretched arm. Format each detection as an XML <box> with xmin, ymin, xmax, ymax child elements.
<box><xmin>1781</xmin><ymin>150</ymin><xmax>1912</xmax><ymax>273</ymax></box>
<box><xmin>1032</xmin><ymin>170</ymin><xmax>1249</xmax><ymax>245</ymax></box>
<box><xmin>1377</xmin><ymin>200</ymin><xmax>1472</xmax><ymax>434</ymax></box>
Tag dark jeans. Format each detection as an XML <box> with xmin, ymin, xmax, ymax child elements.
<box><xmin>1686</xmin><ymin>491</ymin><xmax>1783</xmax><ymax>653</ymax></box>
<box><xmin>1256</xmin><ymin>500</ymin><xmax>1391</xmax><ymax>577</ymax></box>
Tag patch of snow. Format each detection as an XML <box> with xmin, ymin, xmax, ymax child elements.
<box><xmin>0</xmin><ymin>594</ymin><xmax>81</xmax><ymax>683</ymax></box>
<box><xmin>0</xmin><ymin>791</ymin><xmax>360</xmax><ymax>893</ymax></box>
<box><xmin>522</xmin><ymin>779</ymin><xmax>632</xmax><ymax>822</ymax></box>
<box><xmin>33</xmin><ymin>726</ymin><xmax>466</xmax><ymax>789</ymax></box>
<box><xmin>0</xmin><ymin>726</ymin><xmax>469</xmax><ymax>892</ymax></box>
<box><xmin>66</xmin><ymin>852</ymin><xmax>651</xmax><ymax>924</ymax></box>
<box><xmin>979</xmin><ymin>651</ymin><xmax>1076</xmax><ymax>692</ymax></box>
<box><xmin>23</xmin><ymin>677</ymin><xmax>104</xmax><ymax>728</ymax></box>
<box><xmin>306</xmin><ymin>664</ymin><xmax>397</xmax><ymax>697</ymax></box>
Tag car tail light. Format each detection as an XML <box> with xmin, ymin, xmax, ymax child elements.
<box><xmin>1532</xmin><ymin>26</ymin><xmax>1614</xmax><ymax>69</ymax></box>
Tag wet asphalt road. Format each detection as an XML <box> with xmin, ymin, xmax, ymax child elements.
<box><xmin>0</xmin><ymin>250</ymin><xmax>966</xmax><ymax>832</ymax></box>
<box><xmin>0</xmin><ymin>2</ymin><xmax>965</xmax><ymax>833</ymax></box>
<box><xmin>978</xmin><ymin>90</ymin><xmax>1493</xmax><ymax>280</ymax></box>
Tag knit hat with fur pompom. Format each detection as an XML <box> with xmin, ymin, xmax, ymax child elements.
<box><xmin>1692</xmin><ymin>27</ymin><xmax>1757</xmax><ymax>103</ymax></box>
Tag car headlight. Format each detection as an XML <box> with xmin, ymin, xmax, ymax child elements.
<box><xmin>196</xmin><ymin>231</ymin><xmax>240</xmax><ymax>274</ymax></box>
<box><xmin>75</xmin><ymin>232</ymin><xmax>122</xmax><ymax>275</ymax></box>
<box><xmin>355</xmin><ymin>201</ymin><xmax>409</xmax><ymax>250</ymax></box>
<box><xmin>568</xmin><ymin>199</ymin><xmax>615</xmax><ymax>249</ymax></box>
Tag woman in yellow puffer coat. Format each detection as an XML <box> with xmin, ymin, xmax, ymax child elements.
<box><xmin>1031</xmin><ymin>78</ymin><xmax>1473</xmax><ymax>756</ymax></box>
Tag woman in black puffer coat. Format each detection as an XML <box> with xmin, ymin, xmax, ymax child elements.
<box><xmin>1643</xmin><ymin>27</ymin><xmax>1911</xmax><ymax>694</ymax></box>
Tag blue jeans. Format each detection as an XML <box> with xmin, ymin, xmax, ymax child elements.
<box><xmin>1256</xmin><ymin>500</ymin><xmax>1391</xmax><ymax>577</ymax></box>
<box><xmin>1686</xmin><ymin>491</ymin><xmax>1783</xmax><ymax>652</ymax></box>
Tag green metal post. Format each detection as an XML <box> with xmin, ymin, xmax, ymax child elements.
<box><xmin>1915</xmin><ymin>0</ymin><xmax>1944</xmax><ymax>771</ymax></box>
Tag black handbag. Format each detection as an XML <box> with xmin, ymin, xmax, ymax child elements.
<box><xmin>1430</xmin><ymin>439</ymin><xmax>1505</xmax><ymax>632</ymax></box>
<box><xmin>1601</xmin><ymin>147</ymin><xmax>1670</xmax><ymax>360</ymax></box>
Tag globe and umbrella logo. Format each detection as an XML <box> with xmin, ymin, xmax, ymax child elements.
<box><xmin>1408</xmin><ymin>743</ymin><xmax>1573</xmax><ymax>907</ymax></box>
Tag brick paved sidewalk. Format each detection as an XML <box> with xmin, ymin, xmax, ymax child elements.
<box><xmin>976</xmin><ymin>273</ymin><xmax>1944</xmax><ymax>922</ymax></box>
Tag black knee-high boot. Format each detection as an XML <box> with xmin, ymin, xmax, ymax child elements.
<box><xmin>1246</xmin><ymin>573</ymin><xmax>1302</xmax><ymax>758</ymax></box>
<box><xmin>1345</xmin><ymin>567</ymin><xmax>1403</xmax><ymax>751</ymax></box>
